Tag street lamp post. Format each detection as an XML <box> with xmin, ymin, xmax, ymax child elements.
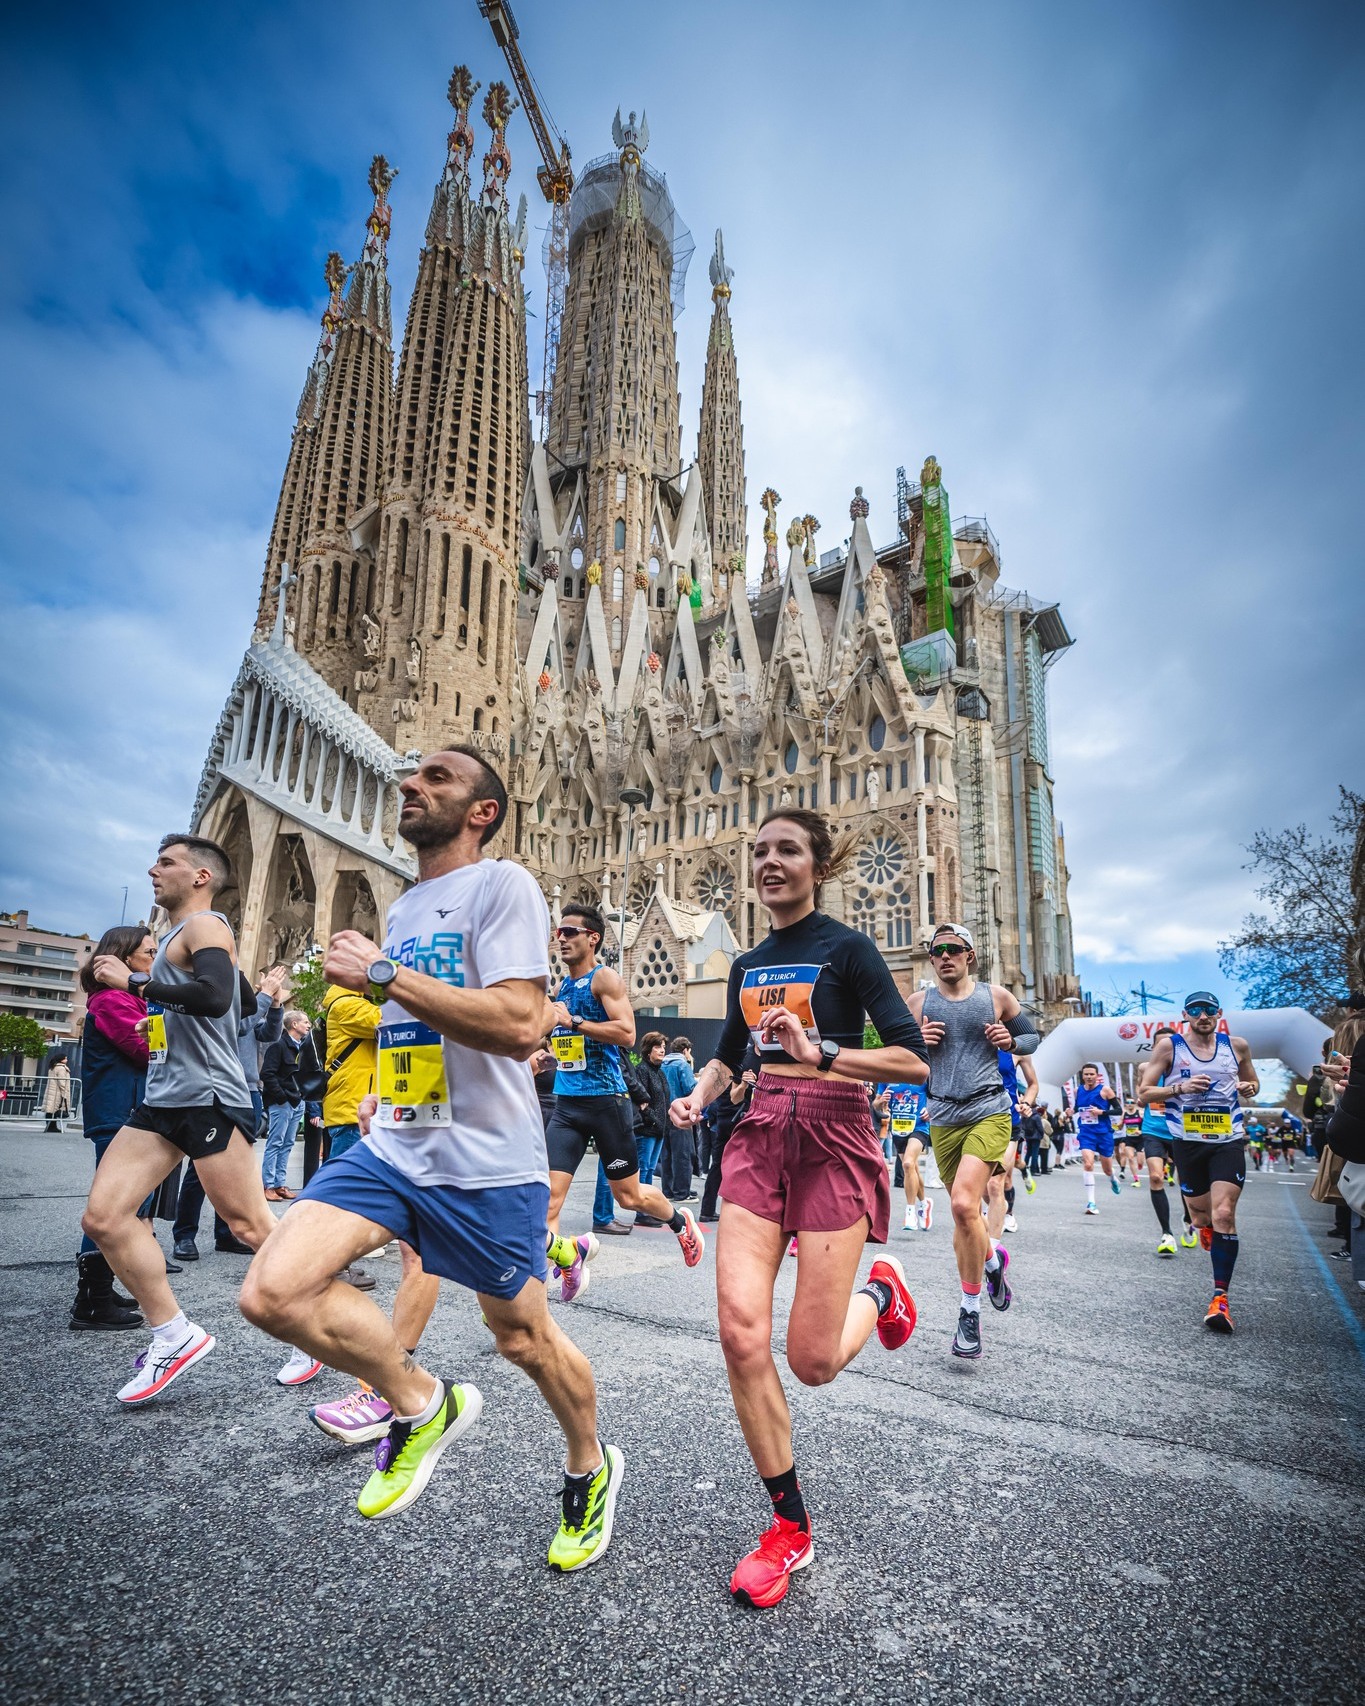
<box><xmin>617</xmin><ymin>786</ymin><xmax>648</xmax><ymax>984</ymax></box>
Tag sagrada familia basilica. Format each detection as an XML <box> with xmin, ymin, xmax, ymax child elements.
<box><xmin>193</xmin><ymin>59</ymin><xmax>1082</xmax><ymax>1022</ymax></box>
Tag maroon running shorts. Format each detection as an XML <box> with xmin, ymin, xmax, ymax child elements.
<box><xmin>721</xmin><ymin>1071</ymin><xmax>890</xmax><ymax>1242</ymax></box>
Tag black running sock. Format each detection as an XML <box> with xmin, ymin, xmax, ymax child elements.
<box><xmin>1004</xmin><ymin>1187</ymin><xmax>1016</xmax><ymax>1212</ymax></box>
<box><xmin>860</xmin><ymin>1278</ymin><xmax>893</xmax><ymax>1316</ymax></box>
<box><xmin>1210</xmin><ymin>1230</ymin><xmax>1239</xmax><ymax>1292</ymax></box>
<box><xmin>761</xmin><ymin>1463</ymin><xmax>809</xmax><ymax>1531</ymax></box>
<box><xmin>667</xmin><ymin>1210</ymin><xmax>686</xmax><ymax>1234</ymax></box>
<box><xmin>1150</xmin><ymin>1185</ymin><xmax>1172</xmax><ymax>1234</ymax></box>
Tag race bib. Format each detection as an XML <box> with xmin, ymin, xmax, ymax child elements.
<box><xmin>739</xmin><ymin>964</ymin><xmax>822</xmax><ymax>1054</ymax></box>
<box><xmin>550</xmin><ymin>1029</ymin><xmax>586</xmax><ymax>1073</ymax></box>
<box><xmin>1182</xmin><ymin>1109</ymin><xmax>1233</xmax><ymax>1138</ymax></box>
<box><xmin>146</xmin><ymin>1010</ymin><xmax>167</xmax><ymax>1064</ymax></box>
<box><xmin>376</xmin><ymin>1021</ymin><xmax>451</xmax><ymax>1127</ymax></box>
<box><xmin>1079</xmin><ymin>1105</ymin><xmax>1098</xmax><ymax>1124</ymax></box>
<box><xmin>891</xmin><ymin>1117</ymin><xmax>914</xmax><ymax>1135</ymax></box>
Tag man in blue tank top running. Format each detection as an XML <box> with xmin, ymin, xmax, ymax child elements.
<box><xmin>1072</xmin><ymin>1064</ymin><xmax>1123</xmax><ymax>1215</ymax></box>
<box><xmin>542</xmin><ymin>903</ymin><xmax>705</xmax><ymax>1302</ymax></box>
<box><xmin>1139</xmin><ymin>992</ymin><xmax>1258</xmax><ymax>1334</ymax></box>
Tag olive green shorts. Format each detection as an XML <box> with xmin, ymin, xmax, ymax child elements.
<box><xmin>930</xmin><ymin>1111</ymin><xmax>1013</xmax><ymax>1189</ymax></box>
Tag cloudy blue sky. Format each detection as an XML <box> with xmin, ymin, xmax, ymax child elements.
<box><xmin>3</xmin><ymin>0</ymin><xmax>1362</xmax><ymax>1023</ymax></box>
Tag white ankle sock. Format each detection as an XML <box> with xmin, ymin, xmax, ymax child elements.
<box><xmin>961</xmin><ymin>1289</ymin><xmax>982</xmax><ymax>1314</ymax></box>
<box><xmin>984</xmin><ymin>1242</ymin><xmax>1001</xmax><ymax>1273</ymax></box>
<box><xmin>151</xmin><ymin>1310</ymin><xmax>189</xmax><ymax>1346</ymax></box>
<box><xmin>397</xmin><ymin>1377</ymin><xmax>442</xmax><ymax>1427</ymax></box>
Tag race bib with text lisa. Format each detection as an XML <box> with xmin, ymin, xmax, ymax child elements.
<box><xmin>739</xmin><ymin>964</ymin><xmax>823</xmax><ymax>1055</ymax></box>
<box><xmin>376</xmin><ymin>1021</ymin><xmax>451</xmax><ymax>1127</ymax></box>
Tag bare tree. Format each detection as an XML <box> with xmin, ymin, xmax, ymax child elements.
<box><xmin>1217</xmin><ymin>787</ymin><xmax>1363</xmax><ymax>1015</ymax></box>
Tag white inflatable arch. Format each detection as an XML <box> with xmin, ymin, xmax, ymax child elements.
<box><xmin>1032</xmin><ymin>1009</ymin><xmax>1331</xmax><ymax>1109</ymax></box>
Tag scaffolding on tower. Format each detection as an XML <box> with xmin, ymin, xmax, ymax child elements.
<box><xmin>478</xmin><ymin>0</ymin><xmax>573</xmax><ymax>441</ymax></box>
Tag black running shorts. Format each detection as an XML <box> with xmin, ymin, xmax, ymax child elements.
<box><xmin>127</xmin><ymin>1100</ymin><xmax>255</xmax><ymax>1160</ymax></box>
<box><xmin>1143</xmin><ymin>1133</ymin><xmax>1175</xmax><ymax>1163</ymax></box>
<box><xmin>1173</xmin><ymin>1139</ymin><xmax>1246</xmax><ymax>1198</ymax></box>
<box><xmin>545</xmin><ymin>1094</ymin><xmax>639</xmax><ymax>1180</ymax></box>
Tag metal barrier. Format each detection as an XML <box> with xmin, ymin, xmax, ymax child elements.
<box><xmin>0</xmin><ymin>1073</ymin><xmax>83</xmax><ymax>1120</ymax></box>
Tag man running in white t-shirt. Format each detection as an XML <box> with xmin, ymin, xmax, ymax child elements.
<box><xmin>241</xmin><ymin>748</ymin><xmax>621</xmax><ymax>1572</ymax></box>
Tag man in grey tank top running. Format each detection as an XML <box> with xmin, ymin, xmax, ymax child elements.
<box><xmin>83</xmin><ymin>834</ymin><xmax>284</xmax><ymax>1405</ymax></box>
<box><xmin>906</xmin><ymin>923</ymin><xmax>1039</xmax><ymax>1361</ymax></box>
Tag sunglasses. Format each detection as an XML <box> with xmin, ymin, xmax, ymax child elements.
<box><xmin>930</xmin><ymin>943</ymin><xmax>967</xmax><ymax>958</ymax></box>
<box><xmin>555</xmin><ymin>925</ymin><xmax>587</xmax><ymax>939</ymax></box>
<box><xmin>1184</xmin><ymin>1003</ymin><xmax>1218</xmax><ymax>1018</ymax></box>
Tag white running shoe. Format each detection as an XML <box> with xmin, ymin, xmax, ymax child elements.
<box><xmin>117</xmin><ymin>1323</ymin><xmax>215</xmax><ymax>1405</ymax></box>
<box><xmin>1003</xmin><ymin>1213</ymin><xmax>1018</xmax><ymax>1233</ymax></box>
<box><xmin>1084</xmin><ymin>1202</ymin><xmax>1099</xmax><ymax>1216</ymax></box>
<box><xmin>276</xmin><ymin>1346</ymin><xmax>324</xmax><ymax>1386</ymax></box>
<box><xmin>921</xmin><ymin>1197</ymin><xmax>932</xmax><ymax>1231</ymax></box>
<box><xmin>902</xmin><ymin>1204</ymin><xmax>914</xmax><ymax>1230</ymax></box>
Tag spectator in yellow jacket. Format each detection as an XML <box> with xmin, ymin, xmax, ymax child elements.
<box><xmin>321</xmin><ymin>983</ymin><xmax>380</xmax><ymax>1160</ymax></box>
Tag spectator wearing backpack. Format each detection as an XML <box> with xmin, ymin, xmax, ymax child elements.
<box><xmin>320</xmin><ymin>981</ymin><xmax>381</xmax><ymax>1161</ymax></box>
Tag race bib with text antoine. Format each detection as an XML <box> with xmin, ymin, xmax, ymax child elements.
<box><xmin>376</xmin><ymin>1021</ymin><xmax>452</xmax><ymax>1127</ymax></box>
<box><xmin>739</xmin><ymin>964</ymin><xmax>823</xmax><ymax>1057</ymax></box>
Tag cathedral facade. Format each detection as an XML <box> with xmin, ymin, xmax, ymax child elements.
<box><xmin>194</xmin><ymin>61</ymin><xmax>1081</xmax><ymax>1022</ymax></box>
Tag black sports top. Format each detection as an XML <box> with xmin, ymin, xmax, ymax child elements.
<box><xmin>715</xmin><ymin>910</ymin><xmax>927</xmax><ymax>1072</ymax></box>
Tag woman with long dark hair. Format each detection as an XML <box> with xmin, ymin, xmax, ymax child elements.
<box><xmin>72</xmin><ymin>925</ymin><xmax>157</xmax><ymax>1329</ymax></box>
<box><xmin>669</xmin><ymin>809</ymin><xmax>928</xmax><ymax>1608</ymax></box>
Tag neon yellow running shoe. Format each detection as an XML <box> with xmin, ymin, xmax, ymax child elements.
<box><xmin>547</xmin><ymin>1443</ymin><xmax>624</xmax><ymax>1572</ymax></box>
<box><xmin>1179</xmin><ymin>1225</ymin><xmax>1198</xmax><ymax>1249</ymax></box>
<box><xmin>356</xmin><ymin>1380</ymin><xmax>483</xmax><ymax>1520</ymax></box>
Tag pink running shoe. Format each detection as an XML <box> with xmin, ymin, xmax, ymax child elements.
<box><xmin>788</xmin><ymin>1237</ymin><xmax>799</xmax><ymax>1258</ymax></box>
<box><xmin>309</xmin><ymin>1381</ymin><xmax>394</xmax><ymax>1445</ymax></box>
<box><xmin>676</xmin><ymin>1208</ymin><xmax>706</xmax><ymax>1268</ymax></box>
<box><xmin>921</xmin><ymin>1197</ymin><xmax>933</xmax><ymax>1231</ymax></box>
<box><xmin>560</xmin><ymin>1233</ymin><xmax>597</xmax><ymax>1303</ymax></box>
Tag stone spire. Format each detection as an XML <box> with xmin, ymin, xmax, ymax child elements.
<box><xmin>545</xmin><ymin>109</ymin><xmax>689</xmax><ymax>663</ymax></box>
<box><xmin>355</xmin><ymin>66</ymin><xmax>528</xmax><ymax>763</ymax></box>
<box><xmin>254</xmin><ymin>252</ymin><xmax>347</xmax><ymax>635</ymax></box>
<box><xmin>697</xmin><ymin>230</ymin><xmax>746</xmax><ymax>574</ymax></box>
<box><xmin>288</xmin><ymin>158</ymin><xmax>398</xmax><ymax>702</ymax></box>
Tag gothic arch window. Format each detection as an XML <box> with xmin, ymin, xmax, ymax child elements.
<box><xmin>869</xmin><ymin>713</ymin><xmax>887</xmax><ymax>752</ymax></box>
<box><xmin>783</xmin><ymin>740</ymin><xmax>800</xmax><ymax>775</ymax></box>
<box><xmin>632</xmin><ymin>934</ymin><xmax>682</xmax><ymax>1000</ymax></box>
<box><xmin>614</xmin><ymin>519</ymin><xmax>626</xmax><ymax>551</ymax></box>
<box><xmin>612</xmin><ymin>566</ymin><xmax>624</xmax><ymax>601</ymax></box>
<box><xmin>850</xmin><ymin>833</ymin><xmax>916</xmax><ymax>949</ymax></box>
<box><xmin>612</xmin><ymin>616</ymin><xmax>622</xmax><ymax>649</ymax></box>
<box><xmin>648</xmin><ymin>555</ymin><xmax>660</xmax><ymax>578</ymax></box>
<box><xmin>695</xmin><ymin>859</ymin><xmax>737</xmax><ymax>927</ymax></box>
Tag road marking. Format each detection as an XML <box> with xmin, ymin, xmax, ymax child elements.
<box><xmin>1286</xmin><ymin>1187</ymin><xmax>1365</xmax><ymax>1368</ymax></box>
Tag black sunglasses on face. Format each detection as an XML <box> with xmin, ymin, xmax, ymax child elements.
<box><xmin>931</xmin><ymin>944</ymin><xmax>967</xmax><ymax>958</ymax></box>
<box><xmin>555</xmin><ymin>926</ymin><xmax>587</xmax><ymax>939</ymax></box>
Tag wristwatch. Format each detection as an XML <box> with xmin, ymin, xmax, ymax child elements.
<box><xmin>816</xmin><ymin>1039</ymin><xmax>841</xmax><ymax>1073</ymax></box>
<box><xmin>367</xmin><ymin>957</ymin><xmax>398</xmax><ymax>996</ymax></box>
<box><xmin>570</xmin><ymin>1013</ymin><xmax>584</xmax><ymax>1031</ymax></box>
<box><xmin>127</xmin><ymin>973</ymin><xmax>151</xmax><ymax>998</ymax></box>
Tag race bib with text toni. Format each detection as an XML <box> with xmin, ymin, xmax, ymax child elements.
<box><xmin>376</xmin><ymin>1021</ymin><xmax>451</xmax><ymax>1127</ymax></box>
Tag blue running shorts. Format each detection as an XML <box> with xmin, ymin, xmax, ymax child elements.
<box><xmin>1079</xmin><ymin>1128</ymin><xmax>1116</xmax><ymax>1159</ymax></box>
<box><xmin>297</xmin><ymin>1141</ymin><xmax>549</xmax><ymax>1299</ymax></box>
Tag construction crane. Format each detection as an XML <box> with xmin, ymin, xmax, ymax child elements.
<box><xmin>478</xmin><ymin>0</ymin><xmax>573</xmax><ymax>441</ymax></box>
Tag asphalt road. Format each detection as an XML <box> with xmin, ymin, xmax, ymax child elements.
<box><xmin>2</xmin><ymin>1122</ymin><xmax>1363</xmax><ymax>1706</ymax></box>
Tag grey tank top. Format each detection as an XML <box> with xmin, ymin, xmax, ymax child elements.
<box><xmin>923</xmin><ymin>981</ymin><xmax>1010</xmax><ymax>1125</ymax></box>
<box><xmin>145</xmin><ymin>915</ymin><xmax>252</xmax><ymax>1109</ymax></box>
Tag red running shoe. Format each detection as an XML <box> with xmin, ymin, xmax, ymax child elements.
<box><xmin>1198</xmin><ymin>1226</ymin><xmax>1214</xmax><ymax>1252</ymax></box>
<box><xmin>868</xmin><ymin>1255</ymin><xmax>917</xmax><ymax>1349</ymax></box>
<box><xmin>1204</xmin><ymin>1292</ymin><xmax>1234</xmax><ymax>1334</ymax></box>
<box><xmin>676</xmin><ymin>1207</ymin><xmax>706</xmax><ymax>1268</ymax></box>
<box><xmin>730</xmin><ymin>1515</ymin><xmax>814</xmax><ymax>1608</ymax></box>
